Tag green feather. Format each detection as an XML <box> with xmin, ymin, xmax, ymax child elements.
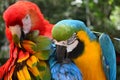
<box><xmin>23</xmin><ymin>30</ymin><xmax>52</xmax><ymax>60</ymax></box>
<box><xmin>25</xmin><ymin>30</ymin><xmax>52</xmax><ymax>51</ymax></box>
<box><xmin>13</xmin><ymin>34</ymin><xmax>20</xmax><ymax>44</ymax></box>
<box><xmin>34</xmin><ymin>50</ymin><xmax>51</xmax><ymax>60</ymax></box>
<box><xmin>52</xmin><ymin>24</ymin><xmax>75</xmax><ymax>41</ymax></box>
<box><xmin>26</xmin><ymin>30</ymin><xmax>39</xmax><ymax>41</ymax></box>
<box><xmin>37</xmin><ymin>60</ymin><xmax>51</xmax><ymax>80</ymax></box>
<box><xmin>32</xmin><ymin>36</ymin><xmax>52</xmax><ymax>60</ymax></box>
<box><xmin>32</xmin><ymin>36</ymin><xmax>52</xmax><ymax>51</ymax></box>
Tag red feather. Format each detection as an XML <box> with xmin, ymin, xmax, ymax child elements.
<box><xmin>0</xmin><ymin>42</ymin><xmax>18</xmax><ymax>79</ymax></box>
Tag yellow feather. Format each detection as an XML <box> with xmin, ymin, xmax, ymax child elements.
<box><xmin>17</xmin><ymin>70</ymin><xmax>26</xmax><ymax>80</ymax></box>
<box><xmin>28</xmin><ymin>66</ymin><xmax>40</xmax><ymax>78</ymax></box>
<box><xmin>17</xmin><ymin>71</ymin><xmax>21</xmax><ymax>80</ymax></box>
<box><xmin>22</xmin><ymin>66</ymin><xmax>31</xmax><ymax>80</ymax></box>
<box><xmin>73</xmin><ymin>31</ymin><xmax>106</xmax><ymax>80</ymax></box>
<box><xmin>30</xmin><ymin>55</ymin><xmax>38</xmax><ymax>64</ymax></box>
<box><xmin>26</xmin><ymin>55</ymin><xmax>38</xmax><ymax>68</ymax></box>
<box><xmin>38</xmin><ymin>60</ymin><xmax>51</xmax><ymax>80</ymax></box>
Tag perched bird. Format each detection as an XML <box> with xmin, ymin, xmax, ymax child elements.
<box><xmin>0</xmin><ymin>0</ymin><xmax>53</xmax><ymax>80</ymax></box>
<box><xmin>52</xmin><ymin>19</ymin><xmax>116</xmax><ymax>80</ymax></box>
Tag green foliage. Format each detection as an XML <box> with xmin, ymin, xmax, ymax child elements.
<box><xmin>32</xmin><ymin>0</ymin><xmax>74</xmax><ymax>23</ymax></box>
<box><xmin>117</xmin><ymin>65</ymin><xmax>120</xmax><ymax>80</ymax></box>
<box><xmin>110</xmin><ymin>6</ymin><xmax>120</xmax><ymax>30</ymax></box>
<box><xmin>31</xmin><ymin>0</ymin><xmax>120</xmax><ymax>39</ymax></box>
<box><xmin>0</xmin><ymin>0</ymin><xmax>16</xmax><ymax>48</ymax></box>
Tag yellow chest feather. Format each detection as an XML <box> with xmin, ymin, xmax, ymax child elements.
<box><xmin>73</xmin><ymin>31</ymin><xmax>106</xmax><ymax>80</ymax></box>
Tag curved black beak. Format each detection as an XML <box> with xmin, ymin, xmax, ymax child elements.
<box><xmin>20</xmin><ymin>30</ymin><xmax>25</xmax><ymax>42</ymax></box>
<box><xmin>56</xmin><ymin>45</ymin><xmax>67</xmax><ymax>63</ymax></box>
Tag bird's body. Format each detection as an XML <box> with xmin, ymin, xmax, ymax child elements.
<box><xmin>52</xmin><ymin>19</ymin><xmax>116</xmax><ymax>80</ymax></box>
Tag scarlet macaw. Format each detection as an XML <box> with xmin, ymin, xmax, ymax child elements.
<box><xmin>0</xmin><ymin>0</ymin><xmax>53</xmax><ymax>80</ymax></box>
<box><xmin>52</xmin><ymin>19</ymin><xmax>116</xmax><ymax>80</ymax></box>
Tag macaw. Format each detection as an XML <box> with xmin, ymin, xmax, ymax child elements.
<box><xmin>0</xmin><ymin>0</ymin><xmax>53</xmax><ymax>80</ymax></box>
<box><xmin>52</xmin><ymin>19</ymin><xmax>116</xmax><ymax>80</ymax></box>
<box><xmin>48</xmin><ymin>44</ymin><xmax>82</xmax><ymax>80</ymax></box>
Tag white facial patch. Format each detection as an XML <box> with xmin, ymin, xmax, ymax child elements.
<box><xmin>54</xmin><ymin>33</ymin><xmax>79</xmax><ymax>53</ymax></box>
<box><xmin>67</xmin><ymin>40</ymin><xmax>79</xmax><ymax>52</ymax></box>
<box><xmin>22</xmin><ymin>14</ymin><xmax>32</xmax><ymax>34</ymax></box>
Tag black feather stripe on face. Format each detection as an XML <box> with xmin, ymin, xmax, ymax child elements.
<box><xmin>68</xmin><ymin>39</ymin><xmax>84</xmax><ymax>59</ymax></box>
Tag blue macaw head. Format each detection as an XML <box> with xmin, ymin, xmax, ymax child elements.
<box><xmin>52</xmin><ymin>19</ymin><xmax>96</xmax><ymax>61</ymax></box>
<box><xmin>52</xmin><ymin>20</ymin><xmax>96</xmax><ymax>41</ymax></box>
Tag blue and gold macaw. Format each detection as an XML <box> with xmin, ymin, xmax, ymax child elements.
<box><xmin>52</xmin><ymin>19</ymin><xmax>116</xmax><ymax>80</ymax></box>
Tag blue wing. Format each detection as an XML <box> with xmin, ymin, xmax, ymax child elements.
<box><xmin>49</xmin><ymin>44</ymin><xmax>82</xmax><ymax>80</ymax></box>
<box><xmin>99</xmin><ymin>33</ymin><xmax>116</xmax><ymax>80</ymax></box>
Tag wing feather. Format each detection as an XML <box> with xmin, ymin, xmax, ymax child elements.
<box><xmin>99</xmin><ymin>33</ymin><xmax>116</xmax><ymax>80</ymax></box>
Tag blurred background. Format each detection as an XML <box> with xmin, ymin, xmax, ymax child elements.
<box><xmin>0</xmin><ymin>0</ymin><xmax>120</xmax><ymax>79</ymax></box>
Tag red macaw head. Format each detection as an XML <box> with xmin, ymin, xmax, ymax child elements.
<box><xmin>3</xmin><ymin>0</ymin><xmax>53</xmax><ymax>44</ymax></box>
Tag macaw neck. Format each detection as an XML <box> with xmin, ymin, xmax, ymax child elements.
<box><xmin>77</xmin><ymin>31</ymin><xmax>96</xmax><ymax>45</ymax></box>
<box><xmin>73</xmin><ymin>31</ymin><xmax>106</xmax><ymax>80</ymax></box>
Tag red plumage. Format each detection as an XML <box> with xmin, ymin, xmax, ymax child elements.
<box><xmin>0</xmin><ymin>0</ymin><xmax>53</xmax><ymax>79</ymax></box>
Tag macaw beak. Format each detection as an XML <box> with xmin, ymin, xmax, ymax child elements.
<box><xmin>55</xmin><ymin>39</ymin><xmax>84</xmax><ymax>60</ymax></box>
<box><xmin>55</xmin><ymin>45</ymin><xmax>67</xmax><ymax>62</ymax></box>
<box><xmin>9</xmin><ymin>25</ymin><xmax>25</xmax><ymax>46</ymax></box>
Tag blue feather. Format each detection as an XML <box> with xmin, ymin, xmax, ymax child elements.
<box><xmin>99</xmin><ymin>33</ymin><xmax>116</xmax><ymax>80</ymax></box>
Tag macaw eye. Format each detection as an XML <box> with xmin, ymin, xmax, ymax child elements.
<box><xmin>25</xmin><ymin>15</ymin><xmax>29</xmax><ymax>19</ymax></box>
<box><xmin>67</xmin><ymin>33</ymin><xmax>77</xmax><ymax>45</ymax></box>
<box><xmin>61</xmin><ymin>41</ymin><xmax>67</xmax><ymax>45</ymax></box>
<box><xmin>53</xmin><ymin>40</ymin><xmax>67</xmax><ymax>46</ymax></box>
